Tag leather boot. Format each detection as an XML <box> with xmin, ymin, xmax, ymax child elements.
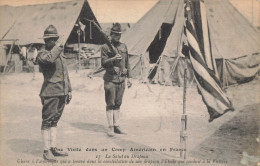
<box><xmin>50</xmin><ymin>127</ymin><xmax>68</xmax><ymax>156</ymax></box>
<box><xmin>113</xmin><ymin>110</ymin><xmax>126</xmax><ymax>134</ymax></box>
<box><xmin>42</xmin><ymin>129</ymin><xmax>56</xmax><ymax>161</ymax></box>
<box><xmin>41</xmin><ymin>129</ymin><xmax>50</xmax><ymax>151</ymax></box>
<box><xmin>43</xmin><ymin>150</ymin><xmax>56</xmax><ymax>162</ymax></box>
<box><xmin>50</xmin><ymin>127</ymin><xmax>57</xmax><ymax>148</ymax></box>
<box><xmin>106</xmin><ymin>110</ymin><xmax>115</xmax><ymax>137</ymax></box>
<box><xmin>50</xmin><ymin>147</ymin><xmax>68</xmax><ymax>157</ymax></box>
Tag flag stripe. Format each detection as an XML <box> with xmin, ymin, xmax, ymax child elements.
<box><xmin>186</xmin><ymin>30</ymin><xmax>206</xmax><ymax>64</ymax></box>
<box><xmin>189</xmin><ymin>51</ymin><xmax>226</xmax><ymax>97</ymax></box>
<box><xmin>195</xmin><ymin>77</ymin><xmax>230</xmax><ymax>114</ymax></box>
<box><xmin>188</xmin><ymin>35</ymin><xmax>232</xmax><ymax>107</ymax></box>
<box><xmin>200</xmin><ymin>0</ymin><xmax>213</xmax><ymax>70</ymax></box>
<box><xmin>186</xmin><ymin>20</ymin><xmax>199</xmax><ymax>44</ymax></box>
<box><xmin>184</xmin><ymin>0</ymin><xmax>233</xmax><ymax>121</ymax></box>
<box><xmin>189</xmin><ymin>54</ymin><xmax>230</xmax><ymax>104</ymax></box>
<box><xmin>191</xmin><ymin>62</ymin><xmax>231</xmax><ymax>106</ymax></box>
<box><xmin>188</xmin><ymin>43</ymin><xmax>211</xmax><ymax>71</ymax></box>
<box><xmin>189</xmin><ymin>42</ymin><xmax>221</xmax><ymax>87</ymax></box>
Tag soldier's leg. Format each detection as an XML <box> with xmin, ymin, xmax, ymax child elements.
<box><xmin>41</xmin><ymin>96</ymin><xmax>59</xmax><ymax>161</ymax></box>
<box><xmin>50</xmin><ymin>95</ymin><xmax>68</xmax><ymax>156</ymax></box>
<box><xmin>104</xmin><ymin>81</ymin><xmax>116</xmax><ymax>137</ymax></box>
<box><xmin>114</xmin><ymin>82</ymin><xmax>126</xmax><ymax>134</ymax></box>
<box><xmin>50</xmin><ymin>95</ymin><xmax>66</xmax><ymax>129</ymax></box>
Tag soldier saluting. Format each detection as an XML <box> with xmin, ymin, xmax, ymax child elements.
<box><xmin>37</xmin><ymin>25</ymin><xmax>72</xmax><ymax>161</ymax></box>
<box><xmin>101</xmin><ymin>23</ymin><xmax>132</xmax><ymax>137</ymax></box>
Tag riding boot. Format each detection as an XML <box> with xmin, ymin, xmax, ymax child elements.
<box><xmin>50</xmin><ymin>127</ymin><xmax>68</xmax><ymax>157</ymax></box>
<box><xmin>113</xmin><ymin>110</ymin><xmax>126</xmax><ymax>134</ymax></box>
<box><xmin>106</xmin><ymin>110</ymin><xmax>115</xmax><ymax>137</ymax></box>
<box><xmin>42</xmin><ymin>129</ymin><xmax>56</xmax><ymax>161</ymax></box>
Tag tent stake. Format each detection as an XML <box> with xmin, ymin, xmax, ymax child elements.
<box><xmin>180</xmin><ymin>68</ymin><xmax>188</xmax><ymax>159</ymax></box>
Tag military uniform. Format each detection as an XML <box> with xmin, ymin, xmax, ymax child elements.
<box><xmin>38</xmin><ymin>25</ymin><xmax>70</xmax><ymax>161</ymax></box>
<box><xmin>37</xmin><ymin>45</ymin><xmax>72</xmax><ymax>130</ymax></box>
<box><xmin>101</xmin><ymin>42</ymin><xmax>131</xmax><ymax>111</ymax></box>
<box><xmin>101</xmin><ymin>22</ymin><xmax>132</xmax><ymax>137</ymax></box>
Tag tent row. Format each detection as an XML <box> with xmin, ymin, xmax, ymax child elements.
<box><xmin>0</xmin><ymin>0</ymin><xmax>259</xmax><ymax>87</ymax></box>
<box><xmin>0</xmin><ymin>0</ymin><xmax>105</xmax><ymax>45</ymax></box>
<box><xmin>0</xmin><ymin>0</ymin><xmax>105</xmax><ymax>72</ymax></box>
<box><xmin>120</xmin><ymin>0</ymin><xmax>260</xmax><ymax>87</ymax></box>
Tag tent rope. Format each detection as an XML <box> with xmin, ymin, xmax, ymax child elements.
<box><xmin>164</xmin><ymin>24</ymin><xmax>185</xmax><ymax>86</ymax></box>
<box><xmin>147</xmin><ymin>56</ymin><xmax>162</xmax><ymax>78</ymax></box>
<box><xmin>1</xmin><ymin>21</ymin><xmax>16</xmax><ymax>40</ymax></box>
<box><xmin>3</xmin><ymin>40</ymin><xmax>16</xmax><ymax>73</ymax></box>
<box><xmin>211</xmin><ymin>40</ymin><xmax>228</xmax><ymax>88</ymax></box>
<box><xmin>140</xmin><ymin>54</ymin><xmax>145</xmax><ymax>82</ymax></box>
<box><xmin>156</xmin><ymin>25</ymin><xmax>185</xmax><ymax>98</ymax></box>
<box><xmin>82</xmin><ymin>18</ymin><xmax>101</xmax><ymax>28</ymax></box>
<box><xmin>223</xmin><ymin>59</ymin><xmax>229</xmax><ymax>89</ymax></box>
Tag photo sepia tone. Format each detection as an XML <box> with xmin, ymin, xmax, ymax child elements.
<box><xmin>0</xmin><ymin>0</ymin><xmax>259</xmax><ymax>166</ymax></box>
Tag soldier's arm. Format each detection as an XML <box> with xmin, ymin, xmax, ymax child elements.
<box><xmin>101</xmin><ymin>46</ymin><xmax>115</xmax><ymax>68</ymax></box>
<box><xmin>125</xmin><ymin>46</ymin><xmax>132</xmax><ymax>78</ymax></box>
<box><xmin>68</xmin><ymin>75</ymin><xmax>72</xmax><ymax>92</ymax></box>
<box><xmin>37</xmin><ymin>46</ymin><xmax>63</xmax><ymax>64</ymax></box>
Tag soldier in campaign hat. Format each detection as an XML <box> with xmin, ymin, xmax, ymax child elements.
<box><xmin>37</xmin><ymin>25</ymin><xmax>72</xmax><ymax>161</ymax></box>
<box><xmin>101</xmin><ymin>23</ymin><xmax>132</xmax><ymax>137</ymax></box>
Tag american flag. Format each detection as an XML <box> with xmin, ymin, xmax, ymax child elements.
<box><xmin>183</xmin><ymin>0</ymin><xmax>234</xmax><ymax>122</ymax></box>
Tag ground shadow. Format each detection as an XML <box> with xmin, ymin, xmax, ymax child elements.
<box><xmin>189</xmin><ymin>104</ymin><xmax>259</xmax><ymax>166</ymax></box>
<box><xmin>7</xmin><ymin>139</ymin><xmax>42</xmax><ymax>157</ymax></box>
<box><xmin>70</xmin><ymin>122</ymin><xmax>107</xmax><ymax>133</ymax></box>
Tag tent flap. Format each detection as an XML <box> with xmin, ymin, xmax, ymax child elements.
<box><xmin>123</xmin><ymin>0</ymin><xmax>260</xmax><ymax>86</ymax></box>
<box><xmin>217</xmin><ymin>53</ymin><xmax>260</xmax><ymax>86</ymax></box>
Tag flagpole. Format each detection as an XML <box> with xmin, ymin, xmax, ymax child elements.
<box><xmin>184</xmin><ymin>0</ymin><xmax>233</xmax><ymax>122</ymax></box>
<box><xmin>77</xmin><ymin>23</ymin><xmax>81</xmax><ymax>71</ymax></box>
<box><xmin>180</xmin><ymin>67</ymin><xmax>188</xmax><ymax>159</ymax></box>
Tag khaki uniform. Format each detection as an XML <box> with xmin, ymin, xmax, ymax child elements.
<box><xmin>37</xmin><ymin>45</ymin><xmax>72</xmax><ymax>130</ymax></box>
<box><xmin>101</xmin><ymin>42</ymin><xmax>131</xmax><ymax>110</ymax></box>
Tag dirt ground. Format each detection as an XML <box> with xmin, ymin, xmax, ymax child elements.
<box><xmin>0</xmin><ymin>70</ymin><xmax>259</xmax><ymax>166</ymax></box>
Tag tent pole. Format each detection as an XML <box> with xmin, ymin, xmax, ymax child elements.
<box><xmin>224</xmin><ymin>59</ymin><xmax>229</xmax><ymax>88</ymax></box>
<box><xmin>77</xmin><ymin>21</ymin><xmax>81</xmax><ymax>72</ymax></box>
<box><xmin>166</xmin><ymin>55</ymin><xmax>180</xmax><ymax>85</ymax></box>
<box><xmin>222</xmin><ymin>59</ymin><xmax>229</xmax><ymax>88</ymax></box>
<box><xmin>1</xmin><ymin>21</ymin><xmax>16</xmax><ymax>40</ymax></box>
<box><xmin>180</xmin><ymin>67</ymin><xmax>188</xmax><ymax>159</ymax></box>
<box><xmin>140</xmin><ymin>54</ymin><xmax>144</xmax><ymax>82</ymax></box>
<box><xmin>3</xmin><ymin>40</ymin><xmax>15</xmax><ymax>73</ymax></box>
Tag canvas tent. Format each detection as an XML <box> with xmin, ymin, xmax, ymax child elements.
<box><xmin>120</xmin><ymin>0</ymin><xmax>260</xmax><ymax>87</ymax></box>
<box><xmin>0</xmin><ymin>0</ymin><xmax>105</xmax><ymax>45</ymax></box>
<box><xmin>0</xmin><ymin>6</ymin><xmax>22</xmax><ymax>40</ymax></box>
<box><xmin>0</xmin><ymin>0</ymin><xmax>106</xmax><ymax>72</ymax></box>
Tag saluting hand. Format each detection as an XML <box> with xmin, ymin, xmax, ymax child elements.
<box><xmin>55</xmin><ymin>40</ymin><xmax>63</xmax><ymax>48</ymax></box>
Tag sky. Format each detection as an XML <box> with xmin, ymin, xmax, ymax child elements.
<box><xmin>229</xmin><ymin>0</ymin><xmax>259</xmax><ymax>27</ymax></box>
<box><xmin>0</xmin><ymin>0</ymin><xmax>159</xmax><ymax>23</ymax></box>
<box><xmin>0</xmin><ymin>0</ymin><xmax>259</xmax><ymax>26</ymax></box>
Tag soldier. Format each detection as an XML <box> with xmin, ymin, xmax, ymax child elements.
<box><xmin>37</xmin><ymin>25</ymin><xmax>72</xmax><ymax>161</ymax></box>
<box><xmin>101</xmin><ymin>23</ymin><xmax>132</xmax><ymax>137</ymax></box>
